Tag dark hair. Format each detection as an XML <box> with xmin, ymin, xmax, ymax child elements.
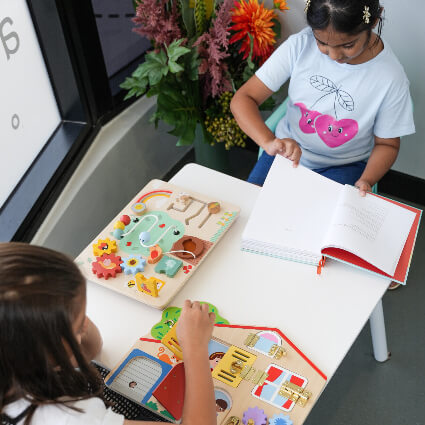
<box><xmin>0</xmin><ymin>243</ymin><xmax>103</xmax><ymax>425</ymax></box>
<box><xmin>209</xmin><ymin>351</ymin><xmax>225</xmax><ymax>360</ymax></box>
<box><xmin>216</xmin><ymin>398</ymin><xmax>228</xmax><ymax>410</ymax></box>
<box><xmin>307</xmin><ymin>0</ymin><xmax>383</xmax><ymax>39</ymax></box>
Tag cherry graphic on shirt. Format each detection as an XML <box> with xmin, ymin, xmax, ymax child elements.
<box><xmin>315</xmin><ymin>115</ymin><xmax>358</xmax><ymax>148</ymax></box>
<box><xmin>294</xmin><ymin>75</ymin><xmax>358</xmax><ymax>147</ymax></box>
<box><xmin>294</xmin><ymin>102</ymin><xmax>322</xmax><ymax>133</ymax></box>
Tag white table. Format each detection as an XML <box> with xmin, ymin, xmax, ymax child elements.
<box><xmin>87</xmin><ymin>163</ymin><xmax>390</xmax><ymax>380</ymax></box>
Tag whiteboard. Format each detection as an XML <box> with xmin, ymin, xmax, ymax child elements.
<box><xmin>0</xmin><ymin>0</ymin><xmax>61</xmax><ymax>208</ymax></box>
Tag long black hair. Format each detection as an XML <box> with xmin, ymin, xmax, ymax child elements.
<box><xmin>306</xmin><ymin>0</ymin><xmax>383</xmax><ymax>39</ymax></box>
<box><xmin>0</xmin><ymin>243</ymin><xmax>103</xmax><ymax>425</ymax></box>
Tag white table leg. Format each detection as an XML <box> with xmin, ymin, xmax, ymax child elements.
<box><xmin>369</xmin><ymin>299</ymin><xmax>390</xmax><ymax>362</ymax></box>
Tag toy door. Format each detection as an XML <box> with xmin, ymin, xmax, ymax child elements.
<box><xmin>109</xmin><ymin>355</ymin><xmax>165</xmax><ymax>402</ymax></box>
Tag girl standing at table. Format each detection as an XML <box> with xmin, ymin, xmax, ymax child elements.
<box><xmin>0</xmin><ymin>242</ymin><xmax>216</xmax><ymax>425</ymax></box>
<box><xmin>231</xmin><ymin>0</ymin><xmax>415</xmax><ymax>197</ymax></box>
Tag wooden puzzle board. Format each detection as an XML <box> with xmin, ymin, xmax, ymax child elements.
<box><xmin>105</xmin><ymin>322</ymin><xmax>327</xmax><ymax>425</ymax></box>
<box><xmin>76</xmin><ymin>180</ymin><xmax>240</xmax><ymax>309</ymax></box>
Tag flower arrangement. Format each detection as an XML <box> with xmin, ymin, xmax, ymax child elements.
<box><xmin>121</xmin><ymin>0</ymin><xmax>289</xmax><ymax>149</ymax></box>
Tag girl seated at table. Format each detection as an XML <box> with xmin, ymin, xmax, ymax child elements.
<box><xmin>0</xmin><ymin>242</ymin><xmax>216</xmax><ymax>425</ymax></box>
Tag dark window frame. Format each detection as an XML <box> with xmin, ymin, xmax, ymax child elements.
<box><xmin>0</xmin><ymin>0</ymin><xmax>144</xmax><ymax>241</ymax></box>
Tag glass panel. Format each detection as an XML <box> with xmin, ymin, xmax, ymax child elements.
<box><xmin>0</xmin><ymin>0</ymin><xmax>61</xmax><ymax>208</ymax></box>
<box><xmin>91</xmin><ymin>0</ymin><xmax>150</xmax><ymax>78</ymax></box>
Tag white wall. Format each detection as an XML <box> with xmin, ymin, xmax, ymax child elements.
<box><xmin>275</xmin><ymin>0</ymin><xmax>425</xmax><ymax>179</ymax></box>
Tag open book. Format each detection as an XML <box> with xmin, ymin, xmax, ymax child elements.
<box><xmin>241</xmin><ymin>156</ymin><xmax>422</xmax><ymax>284</ymax></box>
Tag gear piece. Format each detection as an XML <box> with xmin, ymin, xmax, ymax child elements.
<box><xmin>268</xmin><ymin>414</ymin><xmax>293</xmax><ymax>425</ymax></box>
<box><xmin>92</xmin><ymin>253</ymin><xmax>123</xmax><ymax>279</ymax></box>
<box><xmin>92</xmin><ymin>238</ymin><xmax>117</xmax><ymax>257</ymax></box>
<box><xmin>242</xmin><ymin>407</ymin><xmax>267</xmax><ymax>425</ymax></box>
<box><xmin>121</xmin><ymin>255</ymin><xmax>146</xmax><ymax>274</ymax></box>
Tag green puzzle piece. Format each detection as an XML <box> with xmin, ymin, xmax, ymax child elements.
<box><xmin>150</xmin><ymin>303</ymin><xmax>230</xmax><ymax>339</ymax></box>
<box><xmin>154</xmin><ymin>255</ymin><xmax>183</xmax><ymax>277</ymax></box>
<box><xmin>119</xmin><ymin>211</ymin><xmax>185</xmax><ymax>256</ymax></box>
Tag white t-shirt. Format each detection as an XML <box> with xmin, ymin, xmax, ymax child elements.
<box><xmin>256</xmin><ymin>27</ymin><xmax>415</xmax><ymax>169</ymax></box>
<box><xmin>2</xmin><ymin>397</ymin><xmax>124</xmax><ymax>425</ymax></box>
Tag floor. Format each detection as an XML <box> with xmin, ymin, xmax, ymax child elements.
<box><xmin>177</xmin><ymin>147</ymin><xmax>425</xmax><ymax>425</ymax></box>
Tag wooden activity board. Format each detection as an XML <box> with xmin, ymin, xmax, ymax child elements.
<box><xmin>105</xmin><ymin>306</ymin><xmax>327</xmax><ymax>425</ymax></box>
<box><xmin>76</xmin><ymin>180</ymin><xmax>240</xmax><ymax>309</ymax></box>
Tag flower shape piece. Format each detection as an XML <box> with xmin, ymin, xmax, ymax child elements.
<box><xmin>121</xmin><ymin>255</ymin><xmax>146</xmax><ymax>275</ymax></box>
<box><xmin>269</xmin><ymin>413</ymin><xmax>293</xmax><ymax>425</ymax></box>
<box><xmin>242</xmin><ymin>407</ymin><xmax>267</xmax><ymax>425</ymax></box>
<box><xmin>92</xmin><ymin>238</ymin><xmax>117</xmax><ymax>257</ymax></box>
<box><xmin>92</xmin><ymin>253</ymin><xmax>123</xmax><ymax>279</ymax></box>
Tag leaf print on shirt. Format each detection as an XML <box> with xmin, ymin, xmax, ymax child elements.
<box><xmin>309</xmin><ymin>75</ymin><xmax>355</xmax><ymax>115</ymax></box>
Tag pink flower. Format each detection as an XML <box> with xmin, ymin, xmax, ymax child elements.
<box><xmin>133</xmin><ymin>0</ymin><xmax>182</xmax><ymax>47</ymax></box>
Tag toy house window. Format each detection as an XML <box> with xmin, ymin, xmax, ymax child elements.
<box><xmin>250</xmin><ymin>331</ymin><xmax>283</xmax><ymax>357</ymax></box>
<box><xmin>110</xmin><ymin>356</ymin><xmax>163</xmax><ymax>402</ymax></box>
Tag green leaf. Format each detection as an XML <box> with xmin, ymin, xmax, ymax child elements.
<box><xmin>120</xmin><ymin>75</ymin><xmax>149</xmax><ymax>99</ymax></box>
<box><xmin>138</xmin><ymin>51</ymin><xmax>168</xmax><ymax>85</ymax></box>
<box><xmin>168</xmin><ymin>61</ymin><xmax>184</xmax><ymax>73</ymax></box>
<box><xmin>242</xmin><ymin>63</ymin><xmax>255</xmax><ymax>81</ymax></box>
<box><xmin>179</xmin><ymin>0</ymin><xmax>196</xmax><ymax>39</ymax></box>
<box><xmin>154</xmin><ymin>81</ymin><xmax>199</xmax><ymax>145</ymax></box>
<box><xmin>184</xmin><ymin>48</ymin><xmax>201</xmax><ymax>81</ymax></box>
<box><xmin>173</xmin><ymin>118</ymin><xmax>197</xmax><ymax>146</ymax></box>
<box><xmin>272</xmin><ymin>18</ymin><xmax>281</xmax><ymax>41</ymax></box>
<box><xmin>120</xmin><ymin>76</ymin><xmax>138</xmax><ymax>90</ymax></box>
<box><xmin>166</xmin><ymin>39</ymin><xmax>191</xmax><ymax>63</ymax></box>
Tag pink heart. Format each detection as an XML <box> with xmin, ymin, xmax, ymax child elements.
<box><xmin>294</xmin><ymin>102</ymin><xmax>322</xmax><ymax>134</ymax></box>
<box><xmin>315</xmin><ymin>115</ymin><xmax>358</xmax><ymax>148</ymax></box>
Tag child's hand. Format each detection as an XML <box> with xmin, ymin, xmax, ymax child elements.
<box><xmin>176</xmin><ymin>300</ymin><xmax>215</xmax><ymax>353</ymax></box>
<box><xmin>264</xmin><ymin>137</ymin><xmax>302</xmax><ymax>166</ymax></box>
<box><xmin>355</xmin><ymin>179</ymin><xmax>372</xmax><ymax>197</ymax></box>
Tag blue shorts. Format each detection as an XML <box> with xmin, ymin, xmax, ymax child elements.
<box><xmin>247</xmin><ymin>151</ymin><xmax>366</xmax><ymax>186</ymax></box>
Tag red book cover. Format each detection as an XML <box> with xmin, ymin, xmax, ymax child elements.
<box><xmin>322</xmin><ymin>195</ymin><xmax>422</xmax><ymax>284</ymax></box>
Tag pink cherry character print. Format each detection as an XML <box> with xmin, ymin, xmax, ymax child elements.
<box><xmin>315</xmin><ymin>115</ymin><xmax>358</xmax><ymax>148</ymax></box>
<box><xmin>295</xmin><ymin>102</ymin><xmax>322</xmax><ymax>134</ymax></box>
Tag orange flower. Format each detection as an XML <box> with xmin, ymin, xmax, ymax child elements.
<box><xmin>230</xmin><ymin>0</ymin><xmax>277</xmax><ymax>63</ymax></box>
<box><xmin>274</xmin><ymin>0</ymin><xmax>289</xmax><ymax>11</ymax></box>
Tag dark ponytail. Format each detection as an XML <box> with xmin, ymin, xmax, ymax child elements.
<box><xmin>306</xmin><ymin>0</ymin><xmax>383</xmax><ymax>39</ymax></box>
<box><xmin>0</xmin><ymin>243</ymin><xmax>103</xmax><ymax>425</ymax></box>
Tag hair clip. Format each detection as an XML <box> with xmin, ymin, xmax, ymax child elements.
<box><xmin>363</xmin><ymin>5</ymin><xmax>371</xmax><ymax>24</ymax></box>
<box><xmin>304</xmin><ymin>0</ymin><xmax>311</xmax><ymax>13</ymax></box>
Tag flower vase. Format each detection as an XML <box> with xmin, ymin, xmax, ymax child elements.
<box><xmin>193</xmin><ymin>124</ymin><xmax>231</xmax><ymax>174</ymax></box>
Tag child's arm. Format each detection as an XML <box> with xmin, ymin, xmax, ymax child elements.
<box><xmin>355</xmin><ymin>136</ymin><xmax>400</xmax><ymax>196</ymax></box>
<box><xmin>177</xmin><ymin>300</ymin><xmax>216</xmax><ymax>425</ymax></box>
<box><xmin>231</xmin><ymin>76</ymin><xmax>301</xmax><ymax>165</ymax></box>
<box><xmin>124</xmin><ymin>300</ymin><xmax>216</xmax><ymax>425</ymax></box>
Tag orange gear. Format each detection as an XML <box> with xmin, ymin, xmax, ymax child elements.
<box><xmin>92</xmin><ymin>253</ymin><xmax>123</xmax><ymax>279</ymax></box>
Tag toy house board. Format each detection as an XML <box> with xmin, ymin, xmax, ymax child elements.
<box><xmin>105</xmin><ymin>322</ymin><xmax>327</xmax><ymax>425</ymax></box>
<box><xmin>75</xmin><ymin>179</ymin><xmax>240</xmax><ymax>309</ymax></box>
